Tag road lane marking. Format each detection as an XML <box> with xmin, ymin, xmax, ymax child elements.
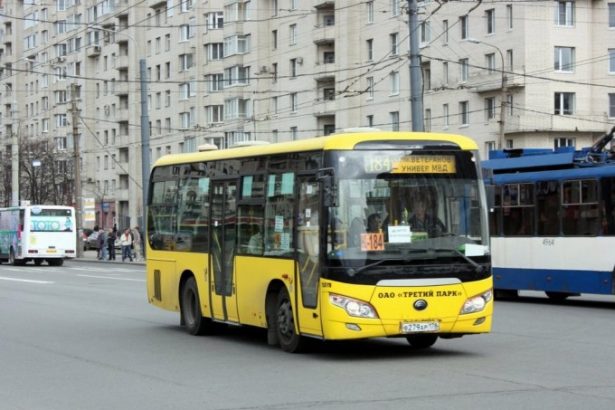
<box><xmin>77</xmin><ymin>274</ymin><xmax>145</xmax><ymax>282</ymax></box>
<box><xmin>0</xmin><ymin>276</ymin><xmax>54</xmax><ymax>284</ymax></box>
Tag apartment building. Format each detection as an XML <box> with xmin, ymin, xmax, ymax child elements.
<box><xmin>0</xmin><ymin>0</ymin><xmax>613</xmax><ymax>227</ymax></box>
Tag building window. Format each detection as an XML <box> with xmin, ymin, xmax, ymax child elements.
<box><xmin>420</xmin><ymin>22</ymin><xmax>430</xmax><ymax>45</ymax></box>
<box><xmin>460</xmin><ymin>101</ymin><xmax>469</xmax><ymax>125</ymax></box>
<box><xmin>290</xmin><ymin>93</ymin><xmax>298</xmax><ymax>112</ymax></box>
<box><xmin>460</xmin><ymin>15</ymin><xmax>468</xmax><ymax>39</ymax></box>
<box><xmin>555</xmin><ymin>1</ymin><xmax>574</xmax><ymax>26</ymax></box>
<box><xmin>390</xmin><ymin>71</ymin><xmax>400</xmax><ymax>95</ymax></box>
<box><xmin>443</xmin><ymin>62</ymin><xmax>449</xmax><ymax>85</ymax></box>
<box><xmin>507</xmin><ymin>5</ymin><xmax>513</xmax><ymax>29</ymax></box>
<box><xmin>485</xmin><ymin>141</ymin><xmax>496</xmax><ymax>153</ymax></box>
<box><xmin>289</xmin><ymin>24</ymin><xmax>297</xmax><ymax>45</ymax></box>
<box><xmin>206</xmin><ymin>105</ymin><xmax>224</xmax><ymax>123</ymax></box>
<box><xmin>323</xmin><ymin>88</ymin><xmax>335</xmax><ymax>101</ymax></box>
<box><xmin>291</xmin><ymin>127</ymin><xmax>298</xmax><ymax>140</ymax></box>
<box><xmin>272</xmin><ymin>30</ymin><xmax>277</xmax><ymax>49</ymax></box>
<box><xmin>610</xmin><ymin>3</ymin><xmax>615</xmax><ymax>28</ymax></box>
<box><xmin>207</xmin><ymin>74</ymin><xmax>224</xmax><ymax>92</ymax></box>
<box><xmin>367</xmin><ymin>77</ymin><xmax>374</xmax><ymax>99</ymax></box>
<box><xmin>485</xmin><ymin>97</ymin><xmax>496</xmax><ymax>120</ymax></box>
<box><xmin>442</xmin><ymin>20</ymin><xmax>449</xmax><ymax>43</ymax></box>
<box><xmin>179</xmin><ymin>53</ymin><xmax>194</xmax><ymax>70</ymax></box>
<box><xmin>390</xmin><ymin>111</ymin><xmax>399</xmax><ymax>131</ymax></box>
<box><xmin>425</xmin><ymin>109</ymin><xmax>431</xmax><ymax>131</ymax></box>
<box><xmin>554</xmin><ymin>92</ymin><xmax>575</xmax><ymax>115</ymax></box>
<box><xmin>485</xmin><ymin>9</ymin><xmax>495</xmax><ymax>34</ymax></box>
<box><xmin>459</xmin><ymin>58</ymin><xmax>469</xmax><ymax>82</ymax></box>
<box><xmin>507</xmin><ymin>49</ymin><xmax>514</xmax><ymax>71</ymax></box>
<box><xmin>609</xmin><ymin>49</ymin><xmax>615</xmax><ymax>73</ymax></box>
<box><xmin>554</xmin><ymin>137</ymin><xmax>575</xmax><ymax>148</ymax></box>
<box><xmin>367</xmin><ymin>1</ymin><xmax>374</xmax><ymax>24</ymax></box>
<box><xmin>443</xmin><ymin>104</ymin><xmax>449</xmax><ymax>128</ymax></box>
<box><xmin>367</xmin><ymin>115</ymin><xmax>374</xmax><ymax>127</ymax></box>
<box><xmin>554</xmin><ymin>47</ymin><xmax>575</xmax><ymax>72</ymax></box>
<box><xmin>391</xmin><ymin>0</ymin><xmax>400</xmax><ymax>16</ymax></box>
<box><xmin>290</xmin><ymin>58</ymin><xmax>297</xmax><ymax>77</ymax></box>
<box><xmin>206</xmin><ymin>11</ymin><xmax>224</xmax><ymax>29</ymax></box>
<box><xmin>206</xmin><ymin>43</ymin><xmax>223</xmax><ymax>61</ymax></box>
<box><xmin>609</xmin><ymin>94</ymin><xmax>615</xmax><ymax>118</ymax></box>
<box><xmin>390</xmin><ymin>33</ymin><xmax>399</xmax><ymax>55</ymax></box>
<box><xmin>486</xmin><ymin>53</ymin><xmax>496</xmax><ymax>73</ymax></box>
<box><xmin>367</xmin><ymin>39</ymin><xmax>373</xmax><ymax>61</ymax></box>
<box><xmin>323</xmin><ymin>51</ymin><xmax>335</xmax><ymax>64</ymax></box>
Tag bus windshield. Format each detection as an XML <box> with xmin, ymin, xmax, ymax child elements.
<box><xmin>326</xmin><ymin>149</ymin><xmax>488</xmax><ymax>272</ymax></box>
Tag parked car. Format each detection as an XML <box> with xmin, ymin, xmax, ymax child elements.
<box><xmin>85</xmin><ymin>231</ymin><xmax>99</xmax><ymax>251</ymax></box>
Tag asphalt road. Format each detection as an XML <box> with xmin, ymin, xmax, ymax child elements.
<box><xmin>1</xmin><ymin>260</ymin><xmax>615</xmax><ymax>410</ymax></box>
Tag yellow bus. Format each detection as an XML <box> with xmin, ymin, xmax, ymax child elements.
<box><xmin>146</xmin><ymin>131</ymin><xmax>493</xmax><ymax>352</ymax></box>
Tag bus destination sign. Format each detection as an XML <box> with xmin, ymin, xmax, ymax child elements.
<box><xmin>392</xmin><ymin>155</ymin><xmax>456</xmax><ymax>174</ymax></box>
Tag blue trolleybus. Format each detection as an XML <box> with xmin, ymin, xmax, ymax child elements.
<box><xmin>483</xmin><ymin>126</ymin><xmax>615</xmax><ymax>300</ymax></box>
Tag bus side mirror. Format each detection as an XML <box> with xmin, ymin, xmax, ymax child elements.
<box><xmin>317</xmin><ymin>168</ymin><xmax>338</xmax><ymax>208</ymax></box>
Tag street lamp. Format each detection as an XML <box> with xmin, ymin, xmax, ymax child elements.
<box><xmin>466</xmin><ymin>38</ymin><xmax>507</xmax><ymax>150</ymax></box>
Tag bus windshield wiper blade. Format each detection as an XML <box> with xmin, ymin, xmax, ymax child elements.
<box><xmin>348</xmin><ymin>250</ymin><xmax>428</xmax><ymax>276</ymax></box>
<box><xmin>433</xmin><ymin>248</ymin><xmax>485</xmax><ymax>274</ymax></box>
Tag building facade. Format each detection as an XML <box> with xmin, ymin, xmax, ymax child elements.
<box><xmin>0</xmin><ymin>0</ymin><xmax>614</xmax><ymax>226</ymax></box>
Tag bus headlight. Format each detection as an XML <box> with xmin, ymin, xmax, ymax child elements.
<box><xmin>329</xmin><ymin>294</ymin><xmax>378</xmax><ymax>319</ymax></box>
<box><xmin>460</xmin><ymin>290</ymin><xmax>493</xmax><ymax>314</ymax></box>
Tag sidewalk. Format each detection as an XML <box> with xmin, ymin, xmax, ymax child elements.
<box><xmin>74</xmin><ymin>249</ymin><xmax>145</xmax><ymax>265</ymax></box>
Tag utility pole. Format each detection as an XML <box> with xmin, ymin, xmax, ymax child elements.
<box><xmin>408</xmin><ymin>0</ymin><xmax>424</xmax><ymax>131</ymax></box>
<box><xmin>70</xmin><ymin>83</ymin><xmax>83</xmax><ymax>258</ymax></box>
<box><xmin>139</xmin><ymin>59</ymin><xmax>150</xmax><ymax>248</ymax></box>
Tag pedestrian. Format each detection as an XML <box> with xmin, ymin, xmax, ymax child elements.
<box><xmin>107</xmin><ymin>228</ymin><xmax>116</xmax><ymax>261</ymax></box>
<box><xmin>120</xmin><ymin>228</ymin><xmax>133</xmax><ymax>262</ymax></box>
<box><xmin>97</xmin><ymin>227</ymin><xmax>108</xmax><ymax>260</ymax></box>
<box><xmin>131</xmin><ymin>226</ymin><xmax>142</xmax><ymax>261</ymax></box>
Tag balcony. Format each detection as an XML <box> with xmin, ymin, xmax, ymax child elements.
<box><xmin>116</xmin><ymin>107</ymin><xmax>129</xmax><ymax>122</ymax></box>
<box><xmin>468</xmin><ymin>67</ymin><xmax>525</xmax><ymax>93</ymax></box>
<box><xmin>113</xmin><ymin>81</ymin><xmax>129</xmax><ymax>96</ymax></box>
<box><xmin>148</xmin><ymin>0</ymin><xmax>167</xmax><ymax>8</ymax></box>
<box><xmin>114</xmin><ymin>54</ymin><xmax>129</xmax><ymax>70</ymax></box>
<box><xmin>313</xmin><ymin>98</ymin><xmax>336</xmax><ymax>116</ymax></box>
<box><xmin>313</xmin><ymin>25</ymin><xmax>335</xmax><ymax>46</ymax></box>
<box><xmin>86</xmin><ymin>45</ymin><xmax>101</xmax><ymax>58</ymax></box>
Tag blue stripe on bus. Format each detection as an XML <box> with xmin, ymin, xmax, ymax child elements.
<box><xmin>493</xmin><ymin>268</ymin><xmax>615</xmax><ymax>295</ymax></box>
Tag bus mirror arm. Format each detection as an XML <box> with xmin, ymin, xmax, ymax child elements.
<box><xmin>317</xmin><ymin>168</ymin><xmax>338</xmax><ymax>207</ymax></box>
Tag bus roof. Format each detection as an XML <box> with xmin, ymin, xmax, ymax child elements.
<box><xmin>152</xmin><ymin>132</ymin><xmax>479</xmax><ymax>168</ymax></box>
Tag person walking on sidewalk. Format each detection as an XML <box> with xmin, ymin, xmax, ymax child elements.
<box><xmin>131</xmin><ymin>226</ymin><xmax>142</xmax><ymax>261</ymax></box>
<box><xmin>107</xmin><ymin>228</ymin><xmax>117</xmax><ymax>261</ymax></box>
<box><xmin>120</xmin><ymin>228</ymin><xmax>133</xmax><ymax>262</ymax></box>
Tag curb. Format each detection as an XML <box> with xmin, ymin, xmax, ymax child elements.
<box><xmin>71</xmin><ymin>258</ymin><xmax>145</xmax><ymax>266</ymax></box>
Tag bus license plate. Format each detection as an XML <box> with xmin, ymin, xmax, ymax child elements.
<box><xmin>400</xmin><ymin>321</ymin><xmax>439</xmax><ymax>333</ymax></box>
<box><xmin>47</xmin><ymin>249</ymin><xmax>56</xmax><ymax>253</ymax></box>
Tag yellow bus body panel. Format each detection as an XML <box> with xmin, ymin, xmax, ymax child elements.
<box><xmin>319</xmin><ymin>277</ymin><xmax>493</xmax><ymax>340</ymax></box>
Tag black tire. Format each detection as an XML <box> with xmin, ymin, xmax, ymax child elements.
<box><xmin>34</xmin><ymin>259</ymin><xmax>43</xmax><ymax>266</ymax></box>
<box><xmin>180</xmin><ymin>276</ymin><xmax>214</xmax><ymax>335</ymax></box>
<box><xmin>48</xmin><ymin>259</ymin><xmax>64</xmax><ymax>267</ymax></box>
<box><xmin>276</xmin><ymin>287</ymin><xmax>305</xmax><ymax>353</ymax></box>
<box><xmin>406</xmin><ymin>334</ymin><xmax>438</xmax><ymax>349</ymax></box>
<box><xmin>9</xmin><ymin>249</ymin><xmax>15</xmax><ymax>265</ymax></box>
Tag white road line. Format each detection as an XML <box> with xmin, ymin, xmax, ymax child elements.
<box><xmin>0</xmin><ymin>276</ymin><xmax>54</xmax><ymax>284</ymax></box>
<box><xmin>77</xmin><ymin>274</ymin><xmax>145</xmax><ymax>282</ymax></box>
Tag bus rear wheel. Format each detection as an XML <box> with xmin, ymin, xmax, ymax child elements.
<box><xmin>276</xmin><ymin>287</ymin><xmax>304</xmax><ymax>353</ymax></box>
<box><xmin>545</xmin><ymin>291</ymin><xmax>575</xmax><ymax>301</ymax></box>
<box><xmin>406</xmin><ymin>334</ymin><xmax>438</xmax><ymax>349</ymax></box>
<box><xmin>34</xmin><ymin>259</ymin><xmax>43</xmax><ymax>266</ymax></box>
<box><xmin>180</xmin><ymin>276</ymin><xmax>214</xmax><ymax>335</ymax></box>
<box><xmin>48</xmin><ymin>259</ymin><xmax>63</xmax><ymax>266</ymax></box>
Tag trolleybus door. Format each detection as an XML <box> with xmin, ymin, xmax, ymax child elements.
<box><xmin>209</xmin><ymin>180</ymin><xmax>239</xmax><ymax>323</ymax></box>
<box><xmin>295</xmin><ymin>176</ymin><xmax>323</xmax><ymax>337</ymax></box>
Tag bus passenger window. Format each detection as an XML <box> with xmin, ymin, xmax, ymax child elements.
<box><xmin>264</xmin><ymin>173</ymin><xmax>295</xmax><ymax>255</ymax></box>
<box><xmin>238</xmin><ymin>205</ymin><xmax>264</xmax><ymax>255</ymax></box>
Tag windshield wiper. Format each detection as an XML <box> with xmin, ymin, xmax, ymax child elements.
<box><xmin>348</xmin><ymin>250</ymin><xmax>429</xmax><ymax>276</ymax></box>
<box><xmin>433</xmin><ymin>248</ymin><xmax>485</xmax><ymax>274</ymax></box>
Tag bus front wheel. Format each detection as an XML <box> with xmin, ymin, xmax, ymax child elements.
<box><xmin>406</xmin><ymin>334</ymin><xmax>438</xmax><ymax>349</ymax></box>
<box><xmin>180</xmin><ymin>276</ymin><xmax>214</xmax><ymax>335</ymax></box>
<box><xmin>276</xmin><ymin>287</ymin><xmax>305</xmax><ymax>353</ymax></box>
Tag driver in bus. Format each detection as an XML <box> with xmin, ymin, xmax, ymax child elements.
<box><xmin>409</xmin><ymin>197</ymin><xmax>446</xmax><ymax>237</ymax></box>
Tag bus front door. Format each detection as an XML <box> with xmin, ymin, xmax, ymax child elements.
<box><xmin>209</xmin><ymin>180</ymin><xmax>239</xmax><ymax>323</ymax></box>
<box><xmin>296</xmin><ymin>177</ymin><xmax>323</xmax><ymax>337</ymax></box>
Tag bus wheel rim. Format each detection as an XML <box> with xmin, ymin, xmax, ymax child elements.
<box><xmin>277</xmin><ymin>300</ymin><xmax>293</xmax><ymax>338</ymax></box>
